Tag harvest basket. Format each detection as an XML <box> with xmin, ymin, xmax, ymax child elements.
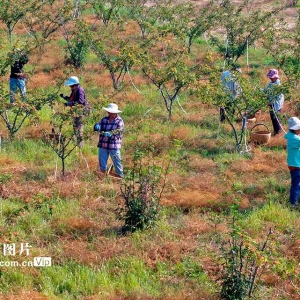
<box><xmin>250</xmin><ymin>123</ymin><xmax>271</xmax><ymax>145</ymax></box>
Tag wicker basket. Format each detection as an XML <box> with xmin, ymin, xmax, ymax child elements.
<box><xmin>250</xmin><ymin>123</ymin><xmax>271</xmax><ymax>145</ymax></box>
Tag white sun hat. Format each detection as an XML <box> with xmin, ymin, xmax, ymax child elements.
<box><xmin>288</xmin><ymin>117</ymin><xmax>300</xmax><ymax>130</ymax></box>
<box><xmin>65</xmin><ymin>76</ymin><xmax>79</xmax><ymax>86</ymax></box>
<box><xmin>102</xmin><ymin>103</ymin><xmax>122</xmax><ymax>113</ymax></box>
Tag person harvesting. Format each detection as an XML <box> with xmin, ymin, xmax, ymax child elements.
<box><xmin>94</xmin><ymin>103</ymin><xmax>124</xmax><ymax>178</ymax></box>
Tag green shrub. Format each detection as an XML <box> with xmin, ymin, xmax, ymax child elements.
<box><xmin>116</xmin><ymin>146</ymin><xmax>170</xmax><ymax>233</ymax></box>
<box><xmin>219</xmin><ymin>207</ymin><xmax>273</xmax><ymax>299</ymax></box>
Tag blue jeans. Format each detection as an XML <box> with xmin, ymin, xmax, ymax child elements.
<box><xmin>98</xmin><ymin>148</ymin><xmax>124</xmax><ymax>177</ymax></box>
<box><xmin>290</xmin><ymin>169</ymin><xmax>300</xmax><ymax>205</ymax></box>
<box><xmin>10</xmin><ymin>78</ymin><xmax>26</xmax><ymax>103</ymax></box>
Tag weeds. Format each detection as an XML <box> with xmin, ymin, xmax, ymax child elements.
<box><xmin>0</xmin><ymin>174</ymin><xmax>12</xmax><ymax>184</ymax></box>
<box><xmin>5</xmin><ymin>195</ymin><xmax>54</xmax><ymax>225</ymax></box>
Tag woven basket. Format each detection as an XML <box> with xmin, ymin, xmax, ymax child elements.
<box><xmin>250</xmin><ymin>123</ymin><xmax>271</xmax><ymax>145</ymax></box>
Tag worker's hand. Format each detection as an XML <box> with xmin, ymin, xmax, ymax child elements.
<box><xmin>93</xmin><ymin>124</ymin><xmax>100</xmax><ymax>131</ymax></box>
<box><xmin>60</xmin><ymin>93</ymin><xmax>66</xmax><ymax>99</ymax></box>
<box><xmin>103</xmin><ymin>132</ymin><xmax>112</xmax><ymax>137</ymax></box>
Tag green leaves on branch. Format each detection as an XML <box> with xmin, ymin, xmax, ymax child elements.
<box><xmin>0</xmin><ymin>86</ymin><xmax>55</xmax><ymax>139</ymax></box>
<box><xmin>42</xmin><ymin>104</ymin><xmax>86</xmax><ymax>176</ymax></box>
<box><xmin>116</xmin><ymin>144</ymin><xmax>171</xmax><ymax>233</ymax></box>
<box><xmin>207</xmin><ymin>0</ymin><xmax>284</xmax><ymax>68</ymax></box>
<box><xmin>263</xmin><ymin>13</ymin><xmax>300</xmax><ymax>88</ymax></box>
<box><xmin>90</xmin><ymin>32</ymin><xmax>136</xmax><ymax>90</ymax></box>
<box><xmin>138</xmin><ymin>42</ymin><xmax>197</xmax><ymax>117</ymax></box>
<box><xmin>88</xmin><ymin>0</ymin><xmax>123</xmax><ymax>26</ymax></box>
<box><xmin>63</xmin><ymin>20</ymin><xmax>90</xmax><ymax>68</ymax></box>
<box><xmin>220</xmin><ymin>212</ymin><xmax>274</xmax><ymax>299</ymax></box>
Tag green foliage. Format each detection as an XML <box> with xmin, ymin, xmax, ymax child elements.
<box><xmin>0</xmin><ymin>174</ymin><xmax>12</xmax><ymax>184</ymax></box>
<box><xmin>126</xmin><ymin>0</ymin><xmax>160</xmax><ymax>38</ymax></box>
<box><xmin>174</xmin><ymin>257</ymin><xmax>205</xmax><ymax>279</ymax></box>
<box><xmin>116</xmin><ymin>146</ymin><xmax>169</xmax><ymax>233</ymax></box>
<box><xmin>0</xmin><ymin>1</ymin><xmax>298</xmax><ymax>299</ymax></box>
<box><xmin>207</xmin><ymin>0</ymin><xmax>283</xmax><ymax>68</ymax></box>
<box><xmin>4</xmin><ymin>195</ymin><xmax>54</xmax><ymax>226</ymax></box>
<box><xmin>262</xmin><ymin>12</ymin><xmax>300</xmax><ymax>88</ymax></box>
<box><xmin>0</xmin><ymin>270</ymin><xmax>33</xmax><ymax>293</ymax></box>
<box><xmin>41</xmin><ymin>104</ymin><xmax>86</xmax><ymax>175</ymax></box>
<box><xmin>63</xmin><ymin>20</ymin><xmax>90</xmax><ymax>68</ymax></box>
<box><xmin>167</xmin><ymin>1</ymin><xmax>218</xmax><ymax>53</ymax></box>
<box><xmin>242</xmin><ymin>202</ymin><xmax>296</xmax><ymax>234</ymax></box>
<box><xmin>89</xmin><ymin>30</ymin><xmax>136</xmax><ymax>90</ymax></box>
<box><xmin>38</xmin><ymin>257</ymin><xmax>166</xmax><ymax>298</ymax></box>
<box><xmin>22</xmin><ymin>169</ymin><xmax>48</xmax><ymax>182</ymax></box>
<box><xmin>88</xmin><ymin>0</ymin><xmax>123</xmax><ymax>26</ymax></box>
<box><xmin>0</xmin><ymin>0</ymin><xmax>37</xmax><ymax>42</ymax></box>
<box><xmin>42</xmin><ymin>64</ymin><xmax>52</xmax><ymax>74</ymax></box>
<box><xmin>20</xmin><ymin>0</ymin><xmax>75</xmax><ymax>42</ymax></box>
<box><xmin>2</xmin><ymin>138</ymin><xmax>54</xmax><ymax>166</ymax></box>
<box><xmin>0</xmin><ymin>83</ymin><xmax>56</xmax><ymax>139</ymax></box>
<box><xmin>136</xmin><ymin>41</ymin><xmax>197</xmax><ymax>118</ymax></box>
<box><xmin>220</xmin><ymin>208</ymin><xmax>273</xmax><ymax>299</ymax></box>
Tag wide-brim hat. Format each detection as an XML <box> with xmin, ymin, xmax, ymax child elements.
<box><xmin>103</xmin><ymin>103</ymin><xmax>122</xmax><ymax>113</ymax></box>
<box><xmin>288</xmin><ymin>117</ymin><xmax>300</xmax><ymax>130</ymax></box>
<box><xmin>267</xmin><ymin>69</ymin><xmax>279</xmax><ymax>79</ymax></box>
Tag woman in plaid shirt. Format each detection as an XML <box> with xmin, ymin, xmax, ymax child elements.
<box><xmin>94</xmin><ymin>103</ymin><xmax>124</xmax><ymax>178</ymax></box>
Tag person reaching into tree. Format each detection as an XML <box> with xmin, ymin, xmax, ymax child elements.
<box><xmin>220</xmin><ymin>67</ymin><xmax>242</xmax><ymax>122</ymax></box>
<box><xmin>60</xmin><ymin>76</ymin><xmax>88</xmax><ymax>147</ymax></box>
<box><xmin>263</xmin><ymin>69</ymin><xmax>284</xmax><ymax>135</ymax></box>
<box><xmin>9</xmin><ymin>49</ymin><xmax>29</xmax><ymax>103</ymax></box>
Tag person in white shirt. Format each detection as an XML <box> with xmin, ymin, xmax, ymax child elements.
<box><xmin>263</xmin><ymin>69</ymin><xmax>284</xmax><ymax>135</ymax></box>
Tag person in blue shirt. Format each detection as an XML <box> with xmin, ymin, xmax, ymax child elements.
<box><xmin>220</xmin><ymin>68</ymin><xmax>242</xmax><ymax>122</ymax></box>
<box><xmin>284</xmin><ymin>117</ymin><xmax>300</xmax><ymax>208</ymax></box>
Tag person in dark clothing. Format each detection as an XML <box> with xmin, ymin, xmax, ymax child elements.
<box><xmin>60</xmin><ymin>76</ymin><xmax>88</xmax><ymax>147</ymax></box>
<box><xmin>9</xmin><ymin>49</ymin><xmax>29</xmax><ymax>103</ymax></box>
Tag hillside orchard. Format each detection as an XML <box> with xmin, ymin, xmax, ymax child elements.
<box><xmin>0</xmin><ymin>1</ymin><xmax>300</xmax><ymax>299</ymax></box>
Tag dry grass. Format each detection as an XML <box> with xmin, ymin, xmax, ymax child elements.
<box><xmin>0</xmin><ymin>291</ymin><xmax>53</xmax><ymax>300</ymax></box>
<box><xmin>0</xmin><ymin>2</ymin><xmax>299</xmax><ymax>299</ymax></box>
<box><xmin>162</xmin><ymin>185</ymin><xmax>221</xmax><ymax>208</ymax></box>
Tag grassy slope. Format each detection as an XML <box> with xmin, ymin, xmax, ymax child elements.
<box><xmin>0</xmin><ymin>4</ymin><xmax>300</xmax><ymax>300</ymax></box>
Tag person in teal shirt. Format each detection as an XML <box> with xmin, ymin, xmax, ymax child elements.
<box><xmin>284</xmin><ymin>117</ymin><xmax>300</xmax><ymax>208</ymax></box>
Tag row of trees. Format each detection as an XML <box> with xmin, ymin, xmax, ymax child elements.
<box><xmin>0</xmin><ymin>0</ymin><xmax>299</xmax><ymax>166</ymax></box>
